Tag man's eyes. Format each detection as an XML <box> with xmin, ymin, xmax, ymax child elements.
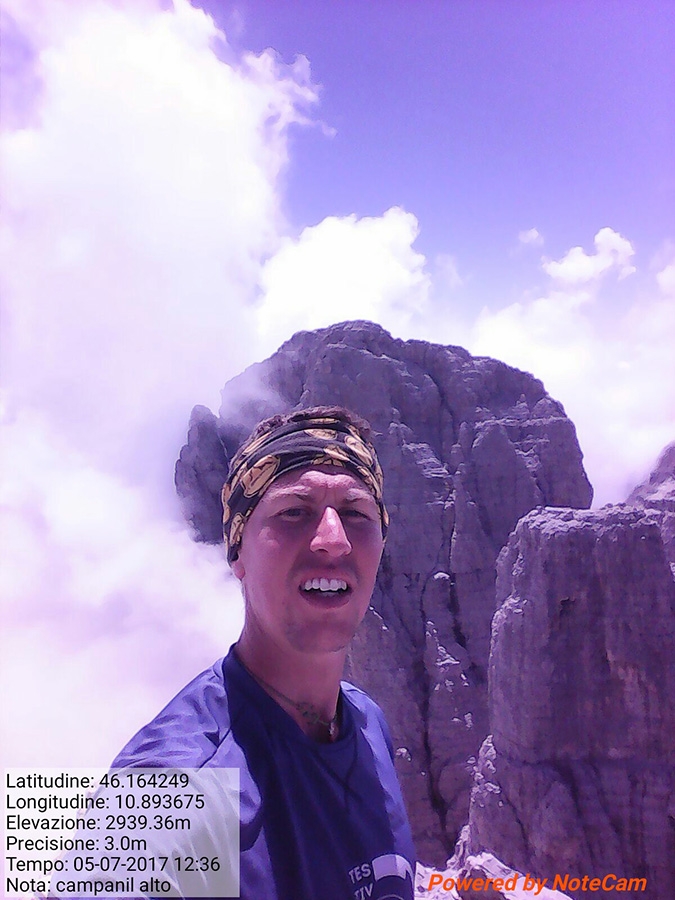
<box><xmin>275</xmin><ymin>507</ymin><xmax>372</xmax><ymax>521</ymax></box>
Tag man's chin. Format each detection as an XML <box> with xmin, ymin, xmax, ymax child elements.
<box><xmin>284</xmin><ymin>621</ymin><xmax>361</xmax><ymax>655</ymax></box>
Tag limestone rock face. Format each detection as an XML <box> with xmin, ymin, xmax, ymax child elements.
<box><xmin>465</xmin><ymin>507</ymin><xmax>675</xmax><ymax>900</ymax></box>
<box><xmin>175</xmin><ymin>320</ymin><xmax>593</xmax><ymax>863</ymax></box>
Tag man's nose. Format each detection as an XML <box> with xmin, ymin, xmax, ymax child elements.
<box><xmin>310</xmin><ymin>506</ymin><xmax>352</xmax><ymax>557</ymax></box>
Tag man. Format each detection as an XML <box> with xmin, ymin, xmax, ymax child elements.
<box><xmin>111</xmin><ymin>406</ymin><xmax>416</xmax><ymax>899</ymax></box>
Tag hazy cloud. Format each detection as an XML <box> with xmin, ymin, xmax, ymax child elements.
<box><xmin>656</xmin><ymin>260</ymin><xmax>675</xmax><ymax>296</ymax></box>
<box><xmin>434</xmin><ymin>253</ymin><xmax>464</xmax><ymax>292</ymax></box>
<box><xmin>518</xmin><ymin>227</ymin><xmax>544</xmax><ymax>247</ymax></box>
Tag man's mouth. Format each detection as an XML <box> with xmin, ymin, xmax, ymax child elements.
<box><xmin>301</xmin><ymin>577</ymin><xmax>350</xmax><ymax>596</ymax></box>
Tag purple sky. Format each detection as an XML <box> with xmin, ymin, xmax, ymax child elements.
<box><xmin>0</xmin><ymin>0</ymin><xmax>673</xmax><ymax>783</ymax></box>
<box><xmin>205</xmin><ymin>0</ymin><xmax>674</xmax><ymax>289</ymax></box>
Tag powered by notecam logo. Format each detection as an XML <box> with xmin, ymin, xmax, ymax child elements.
<box><xmin>425</xmin><ymin>871</ymin><xmax>648</xmax><ymax>894</ymax></box>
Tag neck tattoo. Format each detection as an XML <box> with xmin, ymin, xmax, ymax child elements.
<box><xmin>236</xmin><ymin>651</ymin><xmax>340</xmax><ymax>742</ymax></box>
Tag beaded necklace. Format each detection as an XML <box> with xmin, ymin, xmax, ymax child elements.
<box><xmin>236</xmin><ymin>652</ymin><xmax>340</xmax><ymax>742</ymax></box>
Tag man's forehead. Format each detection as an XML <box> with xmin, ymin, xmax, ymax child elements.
<box><xmin>263</xmin><ymin>465</ymin><xmax>375</xmax><ymax>499</ymax></box>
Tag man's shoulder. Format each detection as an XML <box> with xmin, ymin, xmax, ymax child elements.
<box><xmin>340</xmin><ymin>680</ymin><xmax>395</xmax><ymax>753</ymax></box>
<box><xmin>112</xmin><ymin>658</ymin><xmax>236</xmax><ymax>769</ymax></box>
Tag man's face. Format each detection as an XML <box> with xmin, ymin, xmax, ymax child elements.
<box><xmin>231</xmin><ymin>465</ymin><xmax>384</xmax><ymax>656</ymax></box>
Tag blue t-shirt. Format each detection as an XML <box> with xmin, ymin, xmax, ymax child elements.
<box><xmin>112</xmin><ymin>647</ymin><xmax>416</xmax><ymax>900</ymax></box>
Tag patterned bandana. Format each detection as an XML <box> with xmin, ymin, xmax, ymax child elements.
<box><xmin>221</xmin><ymin>415</ymin><xmax>388</xmax><ymax>562</ymax></box>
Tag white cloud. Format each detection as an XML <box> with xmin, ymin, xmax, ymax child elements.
<box><xmin>518</xmin><ymin>227</ymin><xmax>543</xmax><ymax>247</ymax></box>
<box><xmin>255</xmin><ymin>207</ymin><xmax>431</xmax><ymax>351</ymax></box>
<box><xmin>0</xmin><ymin>0</ymin><xmax>317</xmax><ymax>474</ymax></box>
<box><xmin>543</xmin><ymin>227</ymin><xmax>636</xmax><ymax>284</ymax></box>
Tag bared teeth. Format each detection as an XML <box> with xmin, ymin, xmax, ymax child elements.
<box><xmin>302</xmin><ymin>578</ymin><xmax>348</xmax><ymax>592</ymax></box>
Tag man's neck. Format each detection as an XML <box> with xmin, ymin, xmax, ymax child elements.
<box><xmin>235</xmin><ymin>632</ymin><xmax>346</xmax><ymax>742</ymax></box>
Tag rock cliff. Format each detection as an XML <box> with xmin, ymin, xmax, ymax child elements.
<box><xmin>460</xmin><ymin>505</ymin><xmax>675</xmax><ymax>900</ymax></box>
<box><xmin>175</xmin><ymin>320</ymin><xmax>593</xmax><ymax>862</ymax></box>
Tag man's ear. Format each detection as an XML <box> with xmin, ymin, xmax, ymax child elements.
<box><xmin>231</xmin><ymin>557</ymin><xmax>245</xmax><ymax>580</ymax></box>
